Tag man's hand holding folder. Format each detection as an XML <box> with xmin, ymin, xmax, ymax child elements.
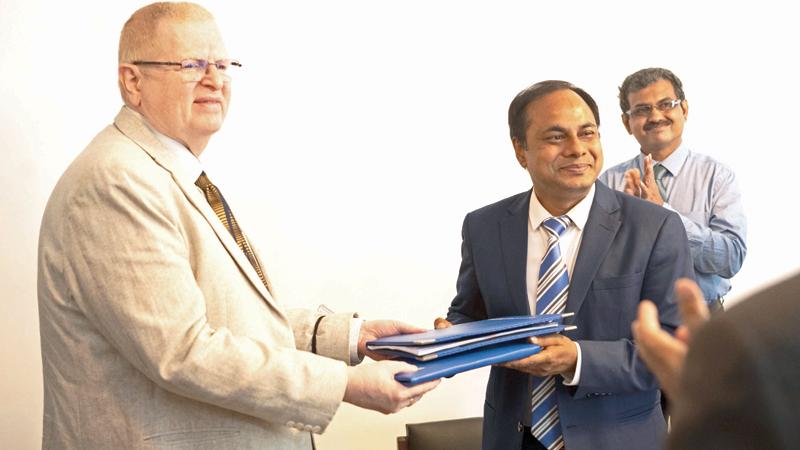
<box><xmin>435</xmin><ymin>316</ymin><xmax>578</xmax><ymax>379</ymax></box>
<box><xmin>345</xmin><ymin>319</ymin><xmax>442</xmax><ymax>412</ymax></box>
<box><xmin>499</xmin><ymin>334</ymin><xmax>578</xmax><ymax>379</ymax></box>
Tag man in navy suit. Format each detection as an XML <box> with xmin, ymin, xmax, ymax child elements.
<box><xmin>439</xmin><ymin>80</ymin><xmax>694</xmax><ymax>450</ymax></box>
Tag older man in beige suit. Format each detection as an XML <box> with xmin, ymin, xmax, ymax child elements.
<box><xmin>37</xmin><ymin>3</ymin><xmax>439</xmax><ymax>449</ymax></box>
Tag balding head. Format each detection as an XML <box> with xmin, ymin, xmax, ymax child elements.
<box><xmin>118</xmin><ymin>2</ymin><xmax>214</xmax><ymax>64</ymax></box>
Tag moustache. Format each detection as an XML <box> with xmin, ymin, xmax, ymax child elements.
<box><xmin>644</xmin><ymin>120</ymin><xmax>671</xmax><ymax>131</ymax></box>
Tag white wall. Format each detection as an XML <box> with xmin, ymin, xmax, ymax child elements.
<box><xmin>2</xmin><ymin>1</ymin><xmax>798</xmax><ymax>449</ymax></box>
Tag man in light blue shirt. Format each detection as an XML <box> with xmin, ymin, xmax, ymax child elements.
<box><xmin>600</xmin><ymin>68</ymin><xmax>746</xmax><ymax>311</ymax></box>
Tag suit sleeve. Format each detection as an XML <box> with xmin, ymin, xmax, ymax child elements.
<box><xmin>247</xmin><ymin>240</ymin><xmax>356</xmax><ymax>364</ymax></box>
<box><xmin>63</xmin><ymin>166</ymin><xmax>347</xmax><ymax>430</ymax></box>
<box><xmin>286</xmin><ymin>308</ymin><xmax>355</xmax><ymax>363</ymax></box>
<box><xmin>574</xmin><ymin>211</ymin><xmax>692</xmax><ymax>396</ymax></box>
<box><xmin>446</xmin><ymin>213</ymin><xmax>488</xmax><ymax>324</ymax></box>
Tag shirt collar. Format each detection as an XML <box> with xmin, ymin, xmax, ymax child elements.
<box><xmin>145</xmin><ymin>120</ymin><xmax>205</xmax><ymax>183</ymax></box>
<box><xmin>529</xmin><ymin>183</ymin><xmax>595</xmax><ymax>231</ymax></box>
<box><xmin>638</xmin><ymin>142</ymin><xmax>690</xmax><ymax>177</ymax></box>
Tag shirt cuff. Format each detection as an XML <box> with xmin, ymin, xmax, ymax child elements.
<box><xmin>348</xmin><ymin>318</ymin><xmax>365</xmax><ymax>365</ymax></box>
<box><xmin>562</xmin><ymin>342</ymin><xmax>582</xmax><ymax>386</ymax></box>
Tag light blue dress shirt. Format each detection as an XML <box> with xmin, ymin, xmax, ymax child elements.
<box><xmin>599</xmin><ymin>144</ymin><xmax>747</xmax><ymax>302</ymax></box>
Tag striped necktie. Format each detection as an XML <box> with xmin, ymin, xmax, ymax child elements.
<box><xmin>195</xmin><ymin>172</ymin><xmax>270</xmax><ymax>291</ymax></box>
<box><xmin>530</xmin><ymin>216</ymin><xmax>570</xmax><ymax>450</ymax></box>
<box><xmin>653</xmin><ymin>163</ymin><xmax>668</xmax><ymax>200</ymax></box>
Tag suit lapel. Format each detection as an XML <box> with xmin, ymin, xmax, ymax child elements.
<box><xmin>500</xmin><ymin>191</ymin><xmax>533</xmax><ymax>315</ymax></box>
<box><xmin>177</xmin><ymin>176</ymin><xmax>277</xmax><ymax>305</ymax></box>
<box><xmin>566</xmin><ymin>182</ymin><xmax>621</xmax><ymax>316</ymax></box>
<box><xmin>112</xmin><ymin>107</ymin><xmax>279</xmax><ymax>312</ymax></box>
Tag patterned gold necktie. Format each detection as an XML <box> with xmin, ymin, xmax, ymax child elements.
<box><xmin>195</xmin><ymin>172</ymin><xmax>270</xmax><ymax>292</ymax></box>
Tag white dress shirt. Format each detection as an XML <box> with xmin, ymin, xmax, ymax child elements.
<box><xmin>526</xmin><ymin>184</ymin><xmax>595</xmax><ymax>385</ymax></box>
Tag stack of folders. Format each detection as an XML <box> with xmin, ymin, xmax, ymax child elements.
<box><xmin>366</xmin><ymin>313</ymin><xmax>576</xmax><ymax>385</ymax></box>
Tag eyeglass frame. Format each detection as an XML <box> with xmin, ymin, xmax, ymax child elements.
<box><xmin>624</xmin><ymin>98</ymin><xmax>683</xmax><ymax>118</ymax></box>
<box><xmin>131</xmin><ymin>59</ymin><xmax>242</xmax><ymax>81</ymax></box>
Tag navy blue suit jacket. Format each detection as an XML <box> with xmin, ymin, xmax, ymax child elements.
<box><xmin>446</xmin><ymin>181</ymin><xmax>694</xmax><ymax>450</ymax></box>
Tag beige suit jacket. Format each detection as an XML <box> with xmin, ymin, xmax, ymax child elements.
<box><xmin>38</xmin><ymin>107</ymin><xmax>355</xmax><ymax>449</ymax></box>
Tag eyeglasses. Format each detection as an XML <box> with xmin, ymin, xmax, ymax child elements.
<box><xmin>625</xmin><ymin>98</ymin><xmax>682</xmax><ymax>118</ymax></box>
<box><xmin>132</xmin><ymin>59</ymin><xmax>242</xmax><ymax>81</ymax></box>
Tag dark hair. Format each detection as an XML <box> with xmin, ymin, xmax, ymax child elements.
<box><xmin>618</xmin><ymin>68</ymin><xmax>685</xmax><ymax>113</ymax></box>
<box><xmin>508</xmin><ymin>80</ymin><xmax>600</xmax><ymax>145</ymax></box>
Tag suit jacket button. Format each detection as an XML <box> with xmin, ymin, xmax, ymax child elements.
<box><xmin>517</xmin><ymin>421</ymin><xmax>524</xmax><ymax>432</ymax></box>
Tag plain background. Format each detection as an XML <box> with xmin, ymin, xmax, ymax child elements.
<box><xmin>2</xmin><ymin>1</ymin><xmax>799</xmax><ymax>449</ymax></box>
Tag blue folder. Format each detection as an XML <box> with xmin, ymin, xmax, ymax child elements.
<box><xmin>367</xmin><ymin>313</ymin><xmax>567</xmax><ymax>347</ymax></box>
<box><xmin>369</xmin><ymin>313</ymin><xmax>575</xmax><ymax>384</ymax></box>
<box><xmin>395</xmin><ymin>342</ymin><xmax>542</xmax><ymax>385</ymax></box>
<box><xmin>373</xmin><ymin>323</ymin><xmax>570</xmax><ymax>361</ymax></box>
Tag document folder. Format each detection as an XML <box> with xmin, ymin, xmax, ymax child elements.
<box><xmin>371</xmin><ymin>323</ymin><xmax>571</xmax><ymax>361</ymax></box>
<box><xmin>395</xmin><ymin>342</ymin><xmax>542</xmax><ymax>385</ymax></box>
<box><xmin>366</xmin><ymin>313</ymin><xmax>575</xmax><ymax>385</ymax></box>
<box><xmin>368</xmin><ymin>313</ymin><xmax>567</xmax><ymax>347</ymax></box>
